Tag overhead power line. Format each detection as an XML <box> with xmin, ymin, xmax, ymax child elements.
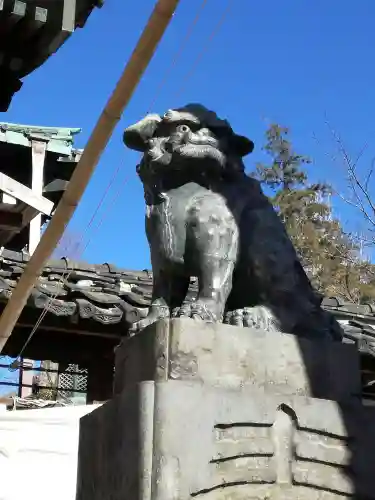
<box><xmin>174</xmin><ymin>0</ymin><xmax>234</xmax><ymax>99</ymax></box>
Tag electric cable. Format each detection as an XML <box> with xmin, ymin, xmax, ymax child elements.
<box><xmin>147</xmin><ymin>0</ymin><xmax>209</xmax><ymax>113</ymax></box>
<box><xmin>173</xmin><ymin>0</ymin><xmax>234</xmax><ymax>99</ymax></box>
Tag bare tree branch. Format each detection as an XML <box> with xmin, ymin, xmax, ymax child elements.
<box><xmin>318</xmin><ymin>121</ymin><xmax>375</xmax><ymax>249</ymax></box>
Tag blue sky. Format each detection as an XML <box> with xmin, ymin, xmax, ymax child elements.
<box><xmin>4</xmin><ymin>0</ymin><xmax>375</xmax><ymax>269</ymax></box>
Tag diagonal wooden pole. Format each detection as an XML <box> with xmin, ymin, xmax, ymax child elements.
<box><xmin>0</xmin><ymin>0</ymin><xmax>180</xmax><ymax>352</ymax></box>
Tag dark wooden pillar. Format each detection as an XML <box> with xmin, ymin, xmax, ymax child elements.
<box><xmin>86</xmin><ymin>353</ymin><xmax>114</xmax><ymax>404</ymax></box>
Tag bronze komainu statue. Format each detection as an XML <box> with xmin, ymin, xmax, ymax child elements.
<box><xmin>123</xmin><ymin>104</ymin><xmax>342</xmax><ymax>341</ymax></box>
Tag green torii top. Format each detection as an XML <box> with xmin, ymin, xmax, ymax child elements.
<box><xmin>0</xmin><ymin>122</ymin><xmax>82</xmax><ymax>157</ymax></box>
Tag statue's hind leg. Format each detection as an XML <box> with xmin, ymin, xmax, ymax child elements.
<box><xmin>225</xmin><ymin>203</ymin><xmax>341</xmax><ymax>340</ymax></box>
<box><xmin>175</xmin><ymin>194</ymin><xmax>239</xmax><ymax>322</ymax></box>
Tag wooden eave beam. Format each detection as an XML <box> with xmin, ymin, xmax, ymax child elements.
<box><xmin>0</xmin><ymin>172</ymin><xmax>53</xmax><ymax>216</ymax></box>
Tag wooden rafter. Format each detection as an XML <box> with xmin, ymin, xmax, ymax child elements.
<box><xmin>0</xmin><ymin>172</ymin><xmax>53</xmax><ymax>216</ymax></box>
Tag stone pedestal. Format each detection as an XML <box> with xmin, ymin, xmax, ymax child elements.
<box><xmin>113</xmin><ymin>319</ymin><xmax>360</xmax><ymax>400</ymax></box>
<box><xmin>76</xmin><ymin>319</ymin><xmax>375</xmax><ymax>500</ymax></box>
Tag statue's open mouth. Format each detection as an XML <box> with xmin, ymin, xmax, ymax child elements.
<box><xmin>171</xmin><ymin>143</ymin><xmax>225</xmax><ymax>167</ymax></box>
<box><xmin>147</xmin><ymin>140</ymin><xmax>225</xmax><ymax>168</ymax></box>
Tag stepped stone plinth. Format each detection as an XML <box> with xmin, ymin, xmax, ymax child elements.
<box><xmin>113</xmin><ymin>319</ymin><xmax>360</xmax><ymax>400</ymax></box>
<box><xmin>76</xmin><ymin>319</ymin><xmax>375</xmax><ymax>500</ymax></box>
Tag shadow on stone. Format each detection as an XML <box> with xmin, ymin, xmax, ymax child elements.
<box><xmin>295</xmin><ymin>334</ymin><xmax>373</xmax><ymax>498</ymax></box>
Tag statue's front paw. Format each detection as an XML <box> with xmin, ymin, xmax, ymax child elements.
<box><xmin>225</xmin><ymin>306</ymin><xmax>280</xmax><ymax>332</ymax></box>
<box><xmin>172</xmin><ymin>302</ymin><xmax>193</xmax><ymax>319</ymax></box>
<box><xmin>224</xmin><ymin>309</ymin><xmax>246</xmax><ymax>327</ymax></box>
<box><xmin>172</xmin><ymin>301</ymin><xmax>217</xmax><ymax>322</ymax></box>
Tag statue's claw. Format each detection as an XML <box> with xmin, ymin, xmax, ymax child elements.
<box><xmin>224</xmin><ymin>306</ymin><xmax>281</xmax><ymax>332</ymax></box>
<box><xmin>224</xmin><ymin>309</ymin><xmax>244</xmax><ymax>327</ymax></box>
<box><xmin>172</xmin><ymin>301</ymin><xmax>217</xmax><ymax>322</ymax></box>
<box><xmin>172</xmin><ymin>302</ymin><xmax>192</xmax><ymax>318</ymax></box>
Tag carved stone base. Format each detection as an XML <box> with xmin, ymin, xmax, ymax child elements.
<box><xmin>77</xmin><ymin>381</ymin><xmax>375</xmax><ymax>499</ymax></box>
<box><xmin>76</xmin><ymin>320</ymin><xmax>374</xmax><ymax>500</ymax></box>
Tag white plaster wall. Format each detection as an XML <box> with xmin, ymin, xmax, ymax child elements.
<box><xmin>0</xmin><ymin>404</ymin><xmax>101</xmax><ymax>500</ymax></box>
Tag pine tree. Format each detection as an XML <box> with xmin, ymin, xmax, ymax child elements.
<box><xmin>253</xmin><ymin>123</ymin><xmax>369</xmax><ymax>301</ymax></box>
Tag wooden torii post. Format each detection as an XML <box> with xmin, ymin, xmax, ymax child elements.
<box><xmin>0</xmin><ymin>123</ymin><xmax>82</xmax><ymax>254</ymax></box>
<box><xmin>0</xmin><ymin>0</ymin><xmax>180</xmax><ymax>352</ymax></box>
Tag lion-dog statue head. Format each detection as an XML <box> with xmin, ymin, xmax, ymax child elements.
<box><xmin>124</xmin><ymin>104</ymin><xmax>255</xmax><ymax>201</ymax></box>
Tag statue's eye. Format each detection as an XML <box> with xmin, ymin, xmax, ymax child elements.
<box><xmin>176</xmin><ymin>124</ymin><xmax>190</xmax><ymax>134</ymax></box>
